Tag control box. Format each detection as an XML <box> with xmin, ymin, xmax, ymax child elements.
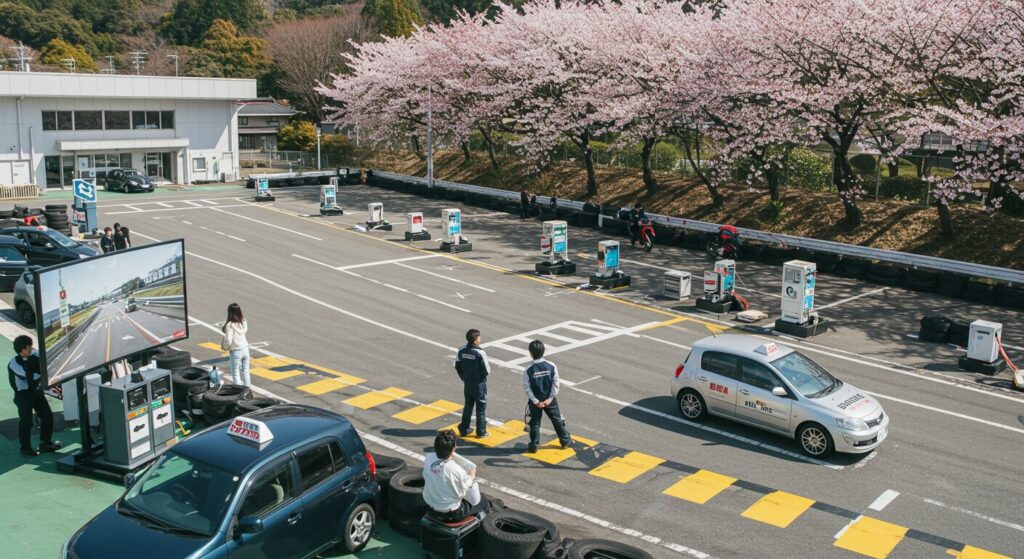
<box><xmin>597</xmin><ymin>240</ymin><xmax>620</xmax><ymax>277</ymax></box>
<box><xmin>321</xmin><ymin>180</ymin><xmax>338</xmax><ymax>208</ymax></box>
<box><xmin>441</xmin><ymin>208</ymin><xmax>462</xmax><ymax>244</ymax></box>
<box><xmin>780</xmin><ymin>260</ymin><xmax>816</xmax><ymax>324</ymax></box>
<box><xmin>967</xmin><ymin>320</ymin><xmax>1002</xmax><ymax>363</ymax></box>
<box><xmin>542</xmin><ymin>220</ymin><xmax>568</xmax><ymax>264</ymax></box>
<box><xmin>703</xmin><ymin>259</ymin><xmax>735</xmax><ymax>303</ymax></box>
<box><xmin>407</xmin><ymin>212</ymin><xmax>424</xmax><ymax>234</ymax></box>
<box><xmin>368</xmin><ymin>202</ymin><xmax>384</xmax><ymax>223</ymax></box>
<box><xmin>98</xmin><ymin>368</ymin><xmax>174</xmax><ymax>469</ymax></box>
<box><xmin>664</xmin><ymin>271</ymin><xmax>692</xmax><ymax>300</ymax></box>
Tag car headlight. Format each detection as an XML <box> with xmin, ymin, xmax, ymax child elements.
<box><xmin>837</xmin><ymin>417</ymin><xmax>868</xmax><ymax>431</ymax></box>
<box><xmin>78</xmin><ymin>254</ymin><xmax>88</xmax><ymax>259</ymax></box>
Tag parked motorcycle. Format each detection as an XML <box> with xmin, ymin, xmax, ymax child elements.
<box><xmin>706</xmin><ymin>224</ymin><xmax>741</xmax><ymax>258</ymax></box>
<box><xmin>629</xmin><ymin>219</ymin><xmax>656</xmax><ymax>252</ymax></box>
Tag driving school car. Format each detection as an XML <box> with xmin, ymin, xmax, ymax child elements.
<box><xmin>670</xmin><ymin>334</ymin><xmax>888</xmax><ymax>457</ymax></box>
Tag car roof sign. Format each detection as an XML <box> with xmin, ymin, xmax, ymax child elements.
<box><xmin>227</xmin><ymin>417</ymin><xmax>274</xmax><ymax>447</ymax></box>
<box><xmin>755</xmin><ymin>343</ymin><xmax>780</xmax><ymax>357</ymax></box>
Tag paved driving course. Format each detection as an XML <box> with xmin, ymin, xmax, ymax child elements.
<box><xmin>95</xmin><ymin>184</ymin><xmax>1024</xmax><ymax>559</ymax></box>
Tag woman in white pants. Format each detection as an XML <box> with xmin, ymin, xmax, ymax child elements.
<box><xmin>221</xmin><ymin>303</ymin><xmax>250</xmax><ymax>387</ymax></box>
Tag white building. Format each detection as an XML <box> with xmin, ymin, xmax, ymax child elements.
<box><xmin>0</xmin><ymin>72</ymin><xmax>257</xmax><ymax>188</ymax></box>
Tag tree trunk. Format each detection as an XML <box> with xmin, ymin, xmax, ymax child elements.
<box><xmin>411</xmin><ymin>135</ymin><xmax>425</xmax><ymax>161</ymax></box>
<box><xmin>678</xmin><ymin>129</ymin><xmax>724</xmax><ymax>208</ymax></box>
<box><xmin>887</xmin><ymin>159</ymin><xmax>899</xmax><ymax>178</ymax></box>
<box><xmin>826</xmin><ymin>133</ymin><xmax>862</xmax><ymax>227</ymax></box>
<box><xmin>578</xmin><ymin>129</ymin><xmax>598</xmax><ymax>197</ymax></box>
<box><xmin>766</xmin><ymin>167</ymin><xmax>781</xmax><ymax>202</ymax></box>
<box><xmin>641</xmin><ymin>137</ymin><xmax>658</xmax><ymax>196</ymax></box>
<box><xmin>937</xmin><ymin>201</ymin><xmax>955</xmax><ymax>238</ymax></box>
<box><xmin>461</xmin><ymin>141</ymin><xmax>472</xmax><ymax>163</ymax></box>
<box><xmin>479</xmin><ymin>126</ymin><xmax>500</xmax><ymax>171</ymax></box>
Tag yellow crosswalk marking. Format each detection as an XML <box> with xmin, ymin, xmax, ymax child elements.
<box><xmin>447</xmin><ymin>421</ymin><xmax>526</xmax><ymax>447</ymax></box>
<box><xmin>741</xmin><ymin>491</ymin><xmax>815</xmax><ymax>528</ymax></box>
<box><xmin>834</xmin><ymin>516</ymin><xmax>908</xmax><ymax>559</ymax></box>
<box><xmin>251</xmin><ymin>356</ymin><xmax>302</xmax><ymax>369</ymax></box>
<box><xmin>343</xmin><ymin>387</ymin><xmax>412</xmax><ymax>409</ymax></box>
<box><xmin>297</xmin><ymin>373</ymin><xmax>366</xmax><ymax>396</ymax></box>
<box><xmin>525</xmin><ymin>435</ymin><xmax>599</xmax><ymax>465</ymax></box>
<box><xmin>663</xmin><ymin>470</ymin><xmax>737</xmax><ymax>504</ymax></box>
<box><xmin>393</xmin><ymin>400</ymin><xmax>463</xmax><ymax>424</ymax></box>
<box><xmin>947</xmin><ymin>546</ymin><xmax>1013</xmax><ymax>559</ymax></box>
<box><xmin>302</xmin><ymin>362</ymin><xmax>364</xmax><ymax>378</ymax></box>
<box><xmin>589</xmin><ymin>451</ymin><xmax>665</xmax><ymax>484</ymax></box>
<box><xmin>251</xmin><ymin>367</ymin><xmax>304</xmax><ymax>382</ymax></box>
<box><xmin>199</xmin><ymin>342</ymin><xmax>226</xmax><ymax>354</ymax></box>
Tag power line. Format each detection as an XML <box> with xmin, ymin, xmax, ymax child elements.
<box><xmin>7</xmin><ymin>42</ymin><xmax>32</xmax><ymax>72</ymax></box>
<box><xmin>128</xmin><ymin>51</ymin><xmax>148</xmax><ymax>75</ymax></box>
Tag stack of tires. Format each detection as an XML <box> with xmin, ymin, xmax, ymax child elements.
<box><xmin>0</xmin><ymin>208</ymin><xmax>19</xmax><ymax>228</ymax></box>
<box><xmin>370</xmin><ymin>454</ymin><xmax>407</xmax><ymax>519</ymax></box>
<box><xmin>480</xmin><ymin>508</ymin><xmax>561</xmax><ymax>559</ymax></box>
<box><xmin>387</xmin><ymin>468</ymin><xmax>428</xmax><ymax>538</ymax></box>
<box><xmin>171</xmin><ymin>367</ymin><xmax>210</xmax><ymax>415</ymax></box>
<box><xmin>201</xmin><ymin>385</ymin><xmax>250</xmax><ymax>423</ymax></box>
<box><xmin>918</xmin><ymin>316</ymin><xmax>971</xmax><ymax>347</ymax></box>
<box><xmin>43</xmin><ymin>205</ymin><xmax>71</xmax><ymax>236</ymax></box>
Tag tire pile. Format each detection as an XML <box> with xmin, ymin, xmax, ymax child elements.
<box><xmin>381</xmin><ymin>465</ymin><xmax>654</xmax><ymax>559</ymax></box>
<box><xmin>0</xmin><ymin>204</ymin><xmax>72</xmax><ymax>235</ymax></box>
<box><xmin>919</xmin><ymin>315</ymin><xmax>972</xmax><ymax>347</ymax></box>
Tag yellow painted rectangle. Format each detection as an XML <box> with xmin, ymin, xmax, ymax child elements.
<box><xmin>251</xmin><ymin>367</ymin><xmax>304</xmax><ymax>382</ymax></box>
<box><xmin>741</xmin><ymin>491</ymin><xmax>815</xmax><ymax>528</ymax></box>
<box><xmin>447</xmin><ymin>420</ymin><xmax>526</xmax><ymax>447</ymax></box>
<box><xmin>199</xmin><ymin>342</ymin><xmax>227</xmax><ymax>354</ymax></box>
<box><xmin>526</xmin><ymin>435</ymin><xmax>599</xmax><ymax>465</ymax></box>
<box><xmin>589</xmin><ymin>451</ymin><xmax>665</xmax><ymax>484</ymax></box>
<box><xmin>662</xmin><ymin>469</ymin><xmax>737</xmax><ymax>504</ymax></box>
<box><xmin>834</xmin><ymin>516</ymin><xmax>908</xmax><ymax>559</ymax></box>
<box><xmin>948</xmin><ymin>546</ymin><xmax>1013</xmax><ymax>559</ymax></box>
<box><xmin>297</xmin><ymin>375</ymin><xmax>365</xmax><ymax>396</ymax></box>
<box><xmin>305</xmin><ymin>363</ymin><xmax>366</xmax><ymax>381</ymax></box>
<box><xmin>393</xmin><ymin>400</ymin><xmax>463</xmax><ymax>424</ymax></box>
<box><xmin>343</xmin><ymin>387</ymin><xmax>412</xmax><ymax>409</ymax></box>
<box><xmin>252</xmin><ymin>356</ymin><xmax>302</xmax><ymax>369</ymax></box>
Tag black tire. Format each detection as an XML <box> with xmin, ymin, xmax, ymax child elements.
<box><xmin>0</xmin><ymin>210</ymin><xmax>13</xmax><ymax>218</ymax></box>
<box><xmin>188</xmin><ymin>385</ymin><xmax>206</xmax><ymax>418</ymax></box>
<box><xmin>373</xmin><ymin>454</ymin><xmax>407</xmax><ymax>518</ymax></box>
<box><xmin>918</xmin><ymin>315</ymin><xmax>950</xmax><ymax>343</ymax></box>
<box><xmin>566</xmin><ymin>539</ymin><xmax>655</xmax><ymax>559</ymax></box>
<box><xmin>995</xmin><ymin>285</ymin><xmax>1024</xmax><ymax>310</ymax></box>
<box><xmin>838</xmin><ymin>258</ymin><xmax>868</xmax><ymax>278</ymax></box>
<box><xmin>388</xmin><ymin>510</ymin><xmax>421</xmax><ymax>538</ymax></box>
<box><xmin>156</xmin><ymin>351</ymin><xmax>192</xmax><ymax>370</ymax></box>
<box><xmin>947</xmin><ymin>318</ymin><xmax>970</xmax><ymax>347</ymax></box>
<box><xmin>678</xmin><ymin>233</ymin><xmax>705</xmax><ymax>251</ymax></box>
<box><xmin>44</xmin><ymin>204</ymin><xmax>67</xmax><ymax>212</ymax></box>
<box><xmin>812</xmin><ymin>251</ymin><xmax>841</xmax><ymax>273</ymax></box>
<box><xmin>962</xmin><ymin>280</ymin><xmax>995</xmax><ymax>304</ymax></box>
<box><xmin>338</xmin><ymin>502</ymin><xmax>375</xmax><ymax>554</ymax></box>
<box><xmin>15</xmin><ymin>301</ymin><xmax>35</xmax><ymax>326</ymax></box>
<box><xmin>480</xmin><ymin>509</ymin><xmax>552</xmax><ymax>559</ymax></box>
<box><xmin>797</xmin><ymin>422</ymin><xmax>834</xmax><ymax>457</ymax></box>
<box><xmin>201</xmin><ymin>385</ymin><xmax>247</xmax><ymax>422</ymax></box>
<box><xmin>907</xmin><ymin>269</ymin><xmax>939</xmax><ymax>292</ymax></box>
<box><xmin>937</xmin><ymin>272</ymin><xmax>967</xmax><ymax>298</ymax></box>
<box><xmin>235</xmin><ymin>398</ymin><xmax>280</xmax><ymax>413</ymax></box>
<box><xmin>172</xmin><ymin>367</ymin><xmax>211</xmax><ymax>408</ymax></box>
<box><xmin>761</xmin><ymin>246</ymin><xmax>797</xmax><ymax>266</ymax></box>
<box><xmin>867</xmin><ymin>263</ymin><xmax>904</xmax><ymax>286</ymax></box>
<box><xmin>388</xmin><ymin>468</ymin><xmax>427</xmax><ymax>517</ymax></box>
<box><xmin>677</xmin><ymin>390</ymin><xmax>707</xmax><ymax>420</ymax></box>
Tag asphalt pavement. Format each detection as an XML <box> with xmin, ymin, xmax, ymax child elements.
<box><xmin>59</xmin><ymin>185</ymin><xmax>1024</xmax><ymax>558</ymax></box>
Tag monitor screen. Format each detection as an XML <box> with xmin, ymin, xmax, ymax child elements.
<box><xmin>127</xmin><ymin>385</ymin><xmax>149</xmax><ymax>410</ymax></box>
<box><xmin>151</xmin><ymin>375</ymin><xmax>170</xmax><ymax>398</ymax></box>
<box><xmin>35</xmin><ymin>239</ymin><xmax>188</xmax><ymax>387</ymax></box>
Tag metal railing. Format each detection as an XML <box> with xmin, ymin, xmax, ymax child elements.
<box><xmin>0</xmin><ymin>184</ymin><xmax>40</xmax><ymax>200</ymax></box>
<box><xmin>370</xmin><ymin>170</ymin><xmax>1024</xmax><ymax>285</ymax></box>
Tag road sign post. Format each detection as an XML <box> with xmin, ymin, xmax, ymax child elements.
<box><xmin>71</xmin><ymin>179</ymin><xmax>98</xmax><ymax>234</ymax></box>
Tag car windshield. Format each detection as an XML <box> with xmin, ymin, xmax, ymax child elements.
<box><xmin>43</xmin><ymin>230</ymin><xmax>79</xmax><ymax>249</ymax></box>
<box><xmin>121</xmin><ymin>452</ymin><xmax>240</xmax><ymax>537</ymax></box>
<box><xmin>771</xmin><ymin>351</ymin><xmax>840</xmax><ymax>398</ymax></box>
<box><xmin>124</xmin><ymin>170</ymin><xmax>144</xmax><ymax>178</ymax></box>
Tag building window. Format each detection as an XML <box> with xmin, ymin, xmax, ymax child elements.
<box><xmin>74</xmin><ymin>111</ymin><xmax>103</xmax><ymax>130</ymax></box>
<box><xmin>239</xmin><ymin>117</ymin><xmax>249</xmax><ymax>126</ymax></box>
<box><xmin>132</xmin><ymin>111</ymin><xmax>160</xmax><ymax>129</ymax></box>
<box><xmin>160</xmin><ymin>111</ymin><xmax>174</xmax><ymax>129</ymax></box>
<box><xmin>42</xmin><ymin>111</ymin><xmax>57</xmax><ymax>131</ymax></box>
<box><xmin>120</xmin><ymin>153</ymin><xmax>133</xmax><ymax>168</ymax></box>
<box><xmin>57</xmin><ymin>111</ymin><xmax>73</xmax><ymax>130</ymax></box>
<box><xmin>192</xmin><ymin>157</ymin><xmax>207</xmax><ymax>171</ymax></box>
<box><xmin>267</xmin><ymin>119</ymin><xmax>279</xmax><ymax>126</ymax></box>
<box><xmin>42</xmin><ymin>111</ymin><xmax>73</xmax><ymax>131</ymax></box>
<box><xmin>104</xmin><ymin>111</ymin><xmax>130</xmax><ymax>130</ymax></box>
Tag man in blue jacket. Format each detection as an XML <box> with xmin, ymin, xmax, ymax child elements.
<box><xmin>455</xmin><ymin>329</ymin><xmax>490</xmax><ymax>438</ymax></box>
<box><xmin>8</xmin><ymin>335</ymin><xmax>61</xmax><ymax>457</ymax></box>
<box><xmin>522</xmin><ymin>340</ymin><xmax>571</xmax><ymax>454</ymax></box>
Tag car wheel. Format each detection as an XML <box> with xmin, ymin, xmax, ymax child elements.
<box><xmin>677</xmin><ymin>390</ymin><xmax>707</xmax><ymax>420</ymax></box>
<box><xmin>16</xmin><ymin>302</ymin><xmax>35</xmax><ymax>326</ymax></box>
<box><xmin>339</xmin><ymin>503</ymin><xmax>375</xmax><ymax>553</ymax></box>
<box><xmin>797</xmin><ymin>423</ymin><xmax>834</xmax><ymax>457</ymax></box>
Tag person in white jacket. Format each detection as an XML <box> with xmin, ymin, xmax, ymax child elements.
<box><xmin>221</xmin><ymin>303</ymin><xmax>250</xmax><ymax>387</ymax></box>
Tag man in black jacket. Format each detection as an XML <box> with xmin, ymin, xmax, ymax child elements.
<box><xmin>7</xmin><ymin>335</ymin><xmax>60</xmax><ymax>457</ymax></box>
<box><xmin>455</xmin><ymin>329</ymin><xmax>490</xmax><ymax>438</ymax></box>
<box><xmin>522</xmin><ymin>340</ymin><xmax>571</xmax><ymax>454</ymax></box>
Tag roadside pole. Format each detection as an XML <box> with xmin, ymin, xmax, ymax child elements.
<box><xmin>427</xmin><ymin>82</ymin><xmax>434</xmax><ymax>190</ymax></box>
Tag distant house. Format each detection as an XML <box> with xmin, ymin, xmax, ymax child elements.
<box><xmin>237</xmin><ymin>98</ymin><xmax>299</xmax><ymax>151</ymax></box>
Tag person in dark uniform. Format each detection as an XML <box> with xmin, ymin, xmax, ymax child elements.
<box><xmin>455</xmin><ymin>329</ymin><xmax>490</xmax><ymax>438</ymax></box>
<box><xmin>628</xmin><ymin>203</ymin><xmax>647</xmax><ymax>247</ymax></box>
<box><xmin>100</xmin><ymin>227</ymin><xmax>115</xmax><ymax>253</ymax></box>
<box><xmin>520</xmin><ymin>189</ymin><xmax>530</xmax><ymax>219</ymax></box>
<box><xmin>7</xmin><ymin>335</ymin><xmax>60</xmax><ymax>457</ymax></box>
<box><xmin>522</xmin><ymin>340</ymin><xmax>571</xmax><ymax>454</ymax></box>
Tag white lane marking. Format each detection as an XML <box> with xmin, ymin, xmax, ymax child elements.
<box><xmin>574</xmin><ymin>375</ymin><xmax>602</xmax><ymax>386</ymax></box>
<box><xmin>816</xmin><ymin>287</ymin><xmax>889</xmax><ymax>310</ymax></box>
<box><xmin>184</xmin><ymin>201</ymin><xmax>204</xmax><ymax>207</ymax></box>
<box><xmin>921</xmin><ymin>498</ymin><xmax>1024</xmax><ymax>533</ymax></box>
<box><xmin>123</xmin><ymin>205</ymin><xmax>142</xmax><ymax>212</ymax></box>
<box><xmin>394</xmin><ymin>262</ymin><xmax>496</xmax><ymax>292</ymax></box>
<box><xmin>157</xmin><ymin>202</ymin><xmax>174</xmax><ymax>208</ymax></box>
<box><xmin>591</xmin><ymin>318</ymin><xmax>693</xmax><ymax>352</ymax></box>
<box><xmin>241</xmin><ymin>378</ymin><xmax>710</xmax><ymax>558</ymax></box>
<box><xmin>507</xmin><ymin>321</ymin><xmax>661</xmax><ymax>366</ymax></box>
<box><xmin>868</xmin><ymin>490</ymin><xmax>900</xmax><ymax>511</ymax></box>
<box><xmin>97</xmin><ymin>196</ymin><xmax>237</xmax><ymax>208</ymax></box>
<box><xmin>227</xmin><ymin>235</ymin><xmax>246</xmax><ymax>242</ymax></box>
<box><xmin>208</xmin><ymin>207</ymin><xmax>323</xmax><ymax>240</ymax></box>
<box><xmin>182</xmin><ymin>220</ymin><xmax>193</xmax><ymax>225</ymax></box>
<box><xmin>106</xmin><ymin>204</ymin><xmax>250</xmax><ymax>215</ymax></box>
<box><xmin>134</xmin><ymin>232</ymin><xmax>453</xmax><ymax>352</ymax></box>
<box><xmin>336</xmin><ymin>254</ymin><xmax>441</xmax><ymax>271</ymax></box>
<box><xmin>202</xmin><ymin>199</ymin><xmax>219</xmax><ymax>205</ymax></box>
<box><xmin>852</xmin><ymin>450</ymin><xmax>878</xmax><ymax>469</ymax></box>
<box><xmin>414</xmin><ymin>293</ymin><xmax>470</xmax><ymax>313</ymax></box>
<box><xmin>834</xmin><ymin>515</ymin><xmax>862</xmax><ymax>539</ymax></box>
<box><xmin>864</xmin><ymin>389</ymin><xmax>1024</xmax><ymax>435</ymax></box>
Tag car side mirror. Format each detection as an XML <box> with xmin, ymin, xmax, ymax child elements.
<box><xmin>236</xmin><ymin>517</ymin><xmax>263</xmax><ymax>536</ymax></box>
<box><xmin>123</xmin><ymin>473</ymin><xmax>136</xmax><ymax>488</ymax></box>
<box><xmin>772</xmin><ymin>386</ymin><xmax>788</xmax><ymax>397</ymax></box>
<box><xmin>44</xmin><ymin>242</ymin><xmax>55</xmax><ymax>250</ymax></box>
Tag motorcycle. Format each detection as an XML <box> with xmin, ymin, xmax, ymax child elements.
<box><xmin>706</xmin><ymin>224</ymin><xmax>741</xmax><ymax>258</ymax></box>
<box><xmin>629</xmin><ymin>218</ymin><xmax>656</xmax><ymax>252</ymax></box>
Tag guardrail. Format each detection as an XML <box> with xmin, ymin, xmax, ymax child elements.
<box><xmin>245</xmin><ymin>168</ymin><xmax>357</xmax><ymax>189</ymax></box>
<box><xmin>135</xmin><ymin>295</ymin><xmax>184</xmax><ymax>307</ymax></box>
<box><xmin>45</xmin><ymin>308</ymin><xmax>101</xmax><ymax>362</ymax></box>
<box><xmin>0</xmin><ymin>184</ymin><xmax>40</xmax><ymax>201</ymax></box>
<box><xmin>370</xmin><ymin>170</ymin><xmax>1024</xmax><ymax>285</ymax></box>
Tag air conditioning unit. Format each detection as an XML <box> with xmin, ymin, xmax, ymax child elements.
<box><xmin>664</xmin><ymin>270</ymin><xmax>691</xmax><ymax>300</ymax></box>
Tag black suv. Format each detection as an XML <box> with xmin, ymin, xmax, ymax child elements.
<box><xmin>106</xmin><ymin>169</ymin><xmax>155</xmax><ymax>193</ymax></box>
<box><xmin>0</xmin><ymin>236</ymin><xmax>31</xmax><ymax>291</ymax></box>
<box><xmin>0</xmin><ymin>227</ymin><xmax>97</xmax><ymax>266</ymax></box>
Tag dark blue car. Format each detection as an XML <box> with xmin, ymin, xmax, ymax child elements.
<box><xmin>62</xmin><ymin>405</ymin><xmax>380</xmax><ymax>558</ymax></box>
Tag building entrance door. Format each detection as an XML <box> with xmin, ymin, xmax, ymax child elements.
<box><xmin>145</xmin><ymin>153</ymin><xmax>163</xmax><ymax>179</ymax></box>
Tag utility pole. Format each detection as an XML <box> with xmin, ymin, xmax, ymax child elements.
<box><xmin>61</xmin><ymin>58</ymin><xmax>76</xmax><ymax>73</ymax></box>
<box><xmin>128</xmin><ymin>51</ymin><xmax>147</xmax><ymax>75</ymax></box>
<box><xmin>166</xmin><ymin>54</ymin><xmax>179</xmax><ymax>76</ymax></box>
<box><xmin>102</xmin><ymin>56</ymin><xmax>115</xmax><ymax>74</ymax></box>
<box><xmin>8</xmin><ymin>42</ymin><xmax>32</xmax><ymax>72</ymax></box>
<box><xmin>316</xmin><ymin>125</ymin><xmax>322</xmax><ymax>171</ymax></box>
<box><xmin>426</xmin><ymin>82</ymin><xmax>434</xmax><ymax>189</ymax></box>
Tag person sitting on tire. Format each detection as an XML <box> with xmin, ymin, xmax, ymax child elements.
<box><xmin>423</xmin><ymin>430</ymin><xmax>490</xmax><ymax>523</ymax></box>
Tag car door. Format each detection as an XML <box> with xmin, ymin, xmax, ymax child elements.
<box><xmin>22</xmin><ymin>232</ymin><xmax>63</xmax><ymax>266</ymax></box>
<box><xmin>295</xmin><ymin>440</ymin><xmax>360</xmax><ymax>556</ymax></box>
<box><xmin>735</xmin><ymin>358</ymin><xmax>794</xmax><ymax>434</ymax></box>
<box><xmin>108</xmin><ymin>170</ymin><xmax>122</xmax><ymax>191</ymax></box>
<box><xmin>0</xmin><ymin>246</ymin><xmax>28</xmax><ymax>291</ymax></box>
<box><xmin>697</xmin><ymin>351</ymin><xmax>739</xmax><ymax>417</ymax></box>
<box><xmin>226</xmin><ymin>458</ymin><xmax>306</xmax><ymax>559</ymax></box>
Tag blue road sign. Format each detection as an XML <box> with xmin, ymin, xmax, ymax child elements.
<box><xmin>73</xmin><ymin>179</ymin><xmax>96</xmax><ymax>202</ymax></box>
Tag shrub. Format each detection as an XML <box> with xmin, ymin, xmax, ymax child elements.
<box><xmin>878</xmin><ymin>176</ymin><xmax>926</xmax><ymax>200</ymax></box>
<box><xmin>850</xmin><ymin>154</ymin><xmax>878</xmax><ymax>175</ymax></box>
<box><xmin>787</xmin><ymin>148</ymin><xmax>832</xmax><ymax>191</ymax></box>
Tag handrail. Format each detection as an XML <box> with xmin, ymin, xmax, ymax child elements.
<box><xmin>370</xmin><ymin>170</ymin><xmax>1024</xmax><ymax>285</ymax></box>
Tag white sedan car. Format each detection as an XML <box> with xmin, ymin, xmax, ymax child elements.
<box><xmin>670</xmin><ymin>334</ymin><xmax>888</xmax><ymax>457</ymax></box>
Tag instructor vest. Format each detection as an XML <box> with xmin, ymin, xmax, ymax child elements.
<box><xmin>525</xmin><ymin>360</ymin><xmax>558</xmax><ymax>401</ymax></box>
<box><xmin>455</xmin><ymin>344</ymin><xmax>489</xmax><ymax>397</ymax></box>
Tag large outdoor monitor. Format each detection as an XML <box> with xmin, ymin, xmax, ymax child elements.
<box><xmin>34</xmin><ymin>239</ymin><xmax>188</xmax><ymax>387</ymax></box>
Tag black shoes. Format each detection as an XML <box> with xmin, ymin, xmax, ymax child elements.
<box><xmin>560</xmin><ymin>441</ymin><xmax>572</xmax><ymax>450</ymax></box>
<box><xmin>477</xmin><ymin>432</ymin><xmax>490</xmax><ymax>439</ymax></box>
<box><xmin>20</xmin><ymin>447</ymin><xmax>39</xmax><ymax>457</ymax></box>
<box><xmin>39</xmin><ymin>441</ymin><xmax>62</xmax><ymax>452</ymax></box>
<box><xmin>527</xmin><ymin>444</ymin><xmax>538</xmax><ymax>454</ymax></box>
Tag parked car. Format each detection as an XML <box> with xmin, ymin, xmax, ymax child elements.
<box><xmin>62</xmin><ymin>405</ymin><xmax>381</xmax><ymax>559</ymax></box>
<box><xmin>106</xmin><ymin>169</ymin><xmax>155</xmax><ymax>193</ymax></box>
<box><xmin>0</xmin><ymin>236</ymin><xmax>31</xmax><ymax>291</ymax></box>
<box><xmin>13</xmin><ymin>268</ymin><xmax>39</xmax><ymax>326</ymax></box>
<box><xmin>0</xmin><ymin>226</ymin><xmax>97</xmax><ymax>266</ymax></box>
